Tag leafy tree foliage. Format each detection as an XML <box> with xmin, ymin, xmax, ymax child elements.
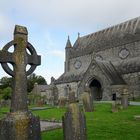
<box><xmin>0</xmin><ymin>77</ymin><xmax>12</xmax><ymax>100</ymax></box>
<box><xmin>0</xmin><ymin>76</ymin><xmax>12</xmax><ymax>89</ymax></box>
<box><xmin>2</xmin><ymin>87</ymin><xmax>12</xmax><ymax>100</ymax></box>
<box><xmin>0</xmin><ymin>74</ymin><xmax>47</xmax><ymax>100</ymax></box>
<box><xmin>27</xmin><ymin>73</ymin><xmax>47</xmax><ymax>92</ymax></box>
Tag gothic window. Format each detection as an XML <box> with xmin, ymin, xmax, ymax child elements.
<box><xmin>64</xmin><ymin>85</ymin><xmax>69</xmax><ymax>96</ymax></box>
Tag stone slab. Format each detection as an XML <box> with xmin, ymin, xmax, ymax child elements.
<box><xmin>134</xmin><ymin>115</ymin><xmax>140</xmax><ymax>120</ymax></box>
<box><xmin>40</xmin><ymin>121</ymin><xmax>62</xmax><ymax>131</ymax></box>
<box><xmin>30</xmin><ymin>107</ymin><xmax>53</xmax><ymax>111</ymax></box>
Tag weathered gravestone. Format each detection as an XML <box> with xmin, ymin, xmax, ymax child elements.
<box><xmin>121</xmin><ymin>88</ymin><xmax>129</xmax><ymax>109</ymax></box>
<box><xmin>111</xmin><ymin>85</ymin><xmax>129</xmax><ymax>110</ymax></box>
<box><xmin>0</xmin><ymin>25</ymin><xmax>41</xmax><ymax>140</ymax></box>
<box><xmin>58</xmin><ymin>96</ymin><xmax>67</xmax><ymax>107</ymax></box>
<box><xmin>111</xmin><ymin>93</ymin><xmax>118</xmax><ymax>113</ymax></box>
<box><xmin>68</xmin><ymin>88</ymin><xmax>76</xmax><ymax>104</ymax></box>
<box><xmin>50</xmin><ymin>83</ymin><xmax>58</xmax><ymax>106</ymax></box>
<box><xmin>81</xmin><ymin>87</ymin><xmax>93</xmax><ymax>112</ymax></box>
<box><xmin>62</xmin><ymin>91</ymin><xmax>87</xmax><ymax>140</ymax></box>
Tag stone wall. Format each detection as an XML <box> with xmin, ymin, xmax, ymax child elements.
<box><xmin>93</xmin><ymin>41</ymin><xmax>140</xmax><ymax>64</ymax></box>
<box><xmin>56</xmin><ymin>18</ymin><xmax>140</xmax><ymax>101</ymax></box>
<box><xmin>76</xmin><ymin>41</ymin><xmax>140</xmax><ymax>100</ymax></box>
<box><xmin>56</xmin><ymin>82</ymin><xmax>78</xmax><ymax>98</ymax></box>
<box><xmin>69</xmin><ymin>54</ymin><xmax>92</xmax><ymax>74</ymax></box>
<box><xmin>122</xmin><ymin>72</ymin><xmax>140</xmax><ymax>99</ymax></box>
<box><xmin>77</xmin><ymin>60</ymin><xmax>112</xmax><ymax>100</ymax></box>
<box><xmin>60</xmin><ymin>40</ymin><xmax>140</xmax><ymax>100</ymax></box>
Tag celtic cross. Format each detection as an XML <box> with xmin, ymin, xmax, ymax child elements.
<box><xmin>0</xmin><ymin>25</ymin><xmax>41</xmax><ymax>112</ymax></box>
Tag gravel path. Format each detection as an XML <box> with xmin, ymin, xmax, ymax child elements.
<box><xmin>96</xmin><ymin>101</ymin><xmax>140</xmax><ymax>105</ymax></box>
<box><xmin>30</xmin><ymin>107</ymin><xmax>52</xmax><ymax>111</ymax></box>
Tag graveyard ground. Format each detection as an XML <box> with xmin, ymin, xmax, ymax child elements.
<box><xmin>0</xmin><ymin>103</ymin><xmax>140</xmax><ymax>140</ymax></box>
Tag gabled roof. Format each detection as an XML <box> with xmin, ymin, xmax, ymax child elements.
<box><xmin>70</xmin><ymin>17</ymin><xmax>140</xmax><ymax>58</ymax></box>
<box><xmin>54</xmin><ymin>72</ymin><xmax>84</xmax><ymax>84</ymax></box>
<box><xmin>36</xmin><ymin>85</ymin><xmax>50</xmax><ymax>92</ymax></box>
<box><xmin>78</xmin><ymin>59</ymin><xmax>126</xmax><ymax>91</ymax></box>
<box><xmin>97</xmin><ymin>60</ymin><xmax>126</xmax><ymax>85</ymax></box>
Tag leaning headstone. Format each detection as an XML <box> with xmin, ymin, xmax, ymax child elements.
<box><xmin>82</xmin><ymin>91</ymin><xmax>93</xmax><ymax>112</ymax></box>
<box><xmin>62</xmin><ymin>92</ymin><xmax>87</xmax><ymax>140</ymax></box>
<box><xmin>0</xmin><ymin>25</ymin><xmax>41</xmax><ymax>140</ymax></box>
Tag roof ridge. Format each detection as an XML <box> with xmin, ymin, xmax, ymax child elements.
<box><xmin>80</xmin><ymin>16</ymin><xmax>140</xmax><ymax>39</ymax></box>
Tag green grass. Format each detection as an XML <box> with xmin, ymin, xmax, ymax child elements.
<box><xmin>0</xmin><ymin>103</ymin><xmax>140</xmax><ymax>140</ymax></box>
<box><xmin>40</xmin><ymin>104</ymin><xmax>140</xmax><ymax>140</ymax></box>
<box><xmin>0</xmin><ymin>107</ymin><xmax>9</xmax><ymax>118</ymax></box>
<box><xmin>32</xmin><ymin>107</ymin><xmax>66</xmax><ymax>120</ymax></box>
<box><xmin>132</xmin><ymin>98</ymin><xmax>140</xmax><ymax>102</ymax></box>
<box><xmin>42</xmin><ymin>129</ymin><xmax>63</xmax><ymax>140</ymax></box>
<box><xmin>86</xmin><ymin>104</ymin><xmax>140</xmax><ymax>140</ymax></box>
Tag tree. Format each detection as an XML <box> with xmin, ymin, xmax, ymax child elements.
<box><xmin>0</xmin><ymin>73</ymin><xmax>47</xmax><ymax>96</ymax></box>
<box><xmin>0</xmin><ymin>76</ymin><xmax>12</xmax><ymax>89</ymax></box>
<box><xmin>2</xmin><ymin>87</ymin><xmax>12</xmax><ymax>100</ymax></box>
<box><xmin>27</xmin><ymin>73</ymin><xmax>47</xmax><ymax>92</ymax></box>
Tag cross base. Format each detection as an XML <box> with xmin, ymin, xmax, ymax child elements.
<box><xmin>0</xmin><ymin>111</ymin><xmax>41</xmax><ymax>140</ymax></box>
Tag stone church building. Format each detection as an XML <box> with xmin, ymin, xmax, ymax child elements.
<box><xmin>32</xmin><ymin>17</ymin><xmax>140</xmax><ymax>102</ymax></box>
<box><xmin>53</xmin><ymin>16</ymin><xmax>140</xmax><ymax>101</ymax></box>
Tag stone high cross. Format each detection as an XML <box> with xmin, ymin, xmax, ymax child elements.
<box><xmin>0</xmin><ymin>25</ymin><xmax>41</xmax><ymax>112</ymax></box>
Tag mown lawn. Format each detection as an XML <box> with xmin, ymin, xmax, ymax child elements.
<box><xmin>86</xmin><ymin>104</ymin><xmax>140</xmax><ymax>140</ymax></box>
<box><xmin>0</xmin><ymin>103</ymin><xmax>140</xmax><ymax>140</ymax></box>
<box><xmin>0</xmin><ymin>107</ymin><xmax>9</xmax><ymax>118</ymax></box>
<box><xmin>33</xmin><ymin>107</ymin><xmax>66</xmax><ymax>120</ymax></box>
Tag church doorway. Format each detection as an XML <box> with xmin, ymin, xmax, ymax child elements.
<box><xmin>89</xmin><ymin>79</ymin><xmax>102</xmax><ymax>101</ymax></box>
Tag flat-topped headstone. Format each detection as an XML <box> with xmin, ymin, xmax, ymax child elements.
<box><xmin>121</xmin><ymin>88</ymin><xmax>129</xmax><ymax>109</ymax></box>
<box><xmin>111</xmin><ymin>85</ymin><xmax>129</xmax><ymax>109</ymax></box>
<box><xmin>0</xmin><ymin>25</ymin><xmax>41</xmax><ymax>140</ymax></box>
<box><xmin>111</xmin><ymin>93</ymin><xmax>118</xmax><ymax>113</ymax></box>
<box><xmin>111</xmin><ymin>101</ymin><xmax>118</xmax><ymax>113</ymax></box>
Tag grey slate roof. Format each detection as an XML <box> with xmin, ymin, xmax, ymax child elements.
<box><xmin>97</xmin><ymin>60</ymin><xmax>126</xmax><ymax>85</ymax></box>
<box><xmin>54</xmin><ymin>73</ymin><xmax>84</xmax><ymax>84</ymax></box>
<box><xmin>70</xmin><ymin>17</ymin><xmax>140</xmax><ymax>58</ymax></box>
<box><xmin>55</xmin><ymin>17</ymin><xmax>140</xmax><ymax>84</ymax></box>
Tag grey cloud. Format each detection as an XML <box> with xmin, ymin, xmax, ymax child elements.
<box><xmin>0</xmin><ymin>0</ymin><xmax>140</xmax><ymax>41</ymax></box>
<box><xmin>1</xmin><ymin>0</ymin><xmax>140</xmax><ymax>29</ymax></box>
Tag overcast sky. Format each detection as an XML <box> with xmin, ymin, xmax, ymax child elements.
<box><xmin>0</xmin><ymin>0</ymin><xmax>140</xmax><ymax>83</ymax></box>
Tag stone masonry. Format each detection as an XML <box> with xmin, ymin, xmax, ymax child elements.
<box><xmin>53</xmin><ymin>16</ymin><xmax>140</xmax><ymax>101</ymax></box>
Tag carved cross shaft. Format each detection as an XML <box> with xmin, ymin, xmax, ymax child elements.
<box><xmin>0</xmin><ymin>25</ymin><xmax>41</xmax><ymax>112</ymax></box>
